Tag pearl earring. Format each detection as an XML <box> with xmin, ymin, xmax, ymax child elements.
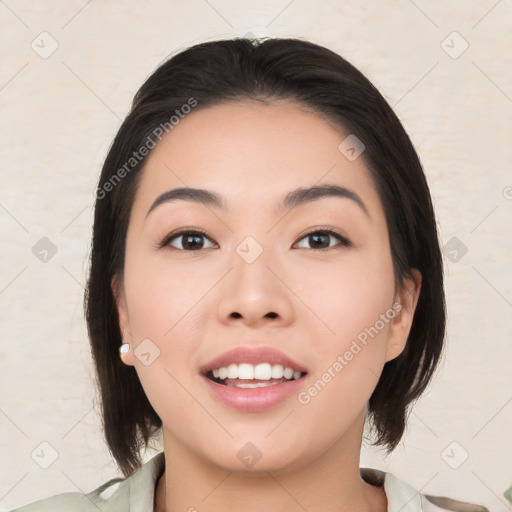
<box><xmin>119</xmin><ymin>343</ymin><xmax>130</xmax><ymax>358</ymax></box>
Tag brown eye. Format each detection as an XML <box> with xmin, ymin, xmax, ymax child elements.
<box><xmin>160</xmin><ymin>230</ymin><xmax>216</xmax><ymax>251</ymax></box>
<box><xmin>294</xmin><ymin>229</ymin><xmax>352</xmax><ymax>251</ymax></box>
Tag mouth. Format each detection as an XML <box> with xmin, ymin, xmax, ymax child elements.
<box><xmin>199</xmin><ymin>346</ymin><xmax>309</xmax><ymax>411</ymax></box>
<box><xmin>201</xmin><ymin>363</ymin><xmax>309</xmax><ymax>413</ymax></box>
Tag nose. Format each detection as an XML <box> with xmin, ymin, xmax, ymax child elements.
<box><xmin>216</xmin><ymin>246</ymin><xmax>295</xmax><ymax>329</ymax></box>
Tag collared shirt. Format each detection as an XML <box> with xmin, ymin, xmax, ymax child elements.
<box><xmin>10</xmin><ymin>452</ymin><xmax>488</xmax><ymax>512</ymax></box>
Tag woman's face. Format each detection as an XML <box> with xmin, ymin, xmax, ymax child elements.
<box><xmin>115</xmin><ymin>100</ymin><xmax>419</xmax><ymax>473</ymax></box>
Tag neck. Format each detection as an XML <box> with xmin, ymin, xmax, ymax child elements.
<box><xmin>155</xmin><ymin>409</ymin><xmax>386</xmax><ymax>512</ymax></box>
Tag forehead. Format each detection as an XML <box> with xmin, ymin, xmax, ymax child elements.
<box><xmin>131</xmin><ymin>100</ymin><xmax>384</xmax><ymax>222</ymax></box>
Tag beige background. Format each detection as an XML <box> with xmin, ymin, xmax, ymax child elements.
<box><xmin>1</xmin><ymin>1</ymin><xmax>511</xmax><ymax>510</ymax></box>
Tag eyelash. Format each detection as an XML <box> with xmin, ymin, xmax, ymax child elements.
<box><xmin>157</xmin><ymin>226</ymin><xmax>352</xmax><ymax>252</ymax></box>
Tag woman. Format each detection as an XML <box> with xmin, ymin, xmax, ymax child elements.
<box><xmin>12</xmin><ymin>37</ymin><xmax>488</xmax><ymax>512</ymax></box>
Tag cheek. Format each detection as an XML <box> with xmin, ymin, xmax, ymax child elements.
<box><xmin>123</xmin><ymin>251</ymin><xmax>212</xmax><ymax>340</ymax></box>
<box><xmin>294</xmin><ymin>260</ymin><xmax>396</xmax><ymax>430</ymax></box>
<box><xmin>287</xmin><ymin>246</ymin><xmax>396</xmax><ymax>352</ymax></box>
<box><xmin>121</xmin><ymin>250</ymin><xmax>215</xmax><ymax>402</ymax></box>
<box><xmin>122</xmin><ymin>256</ymin><xmax>210</xmax><ymax>425</ymax></box>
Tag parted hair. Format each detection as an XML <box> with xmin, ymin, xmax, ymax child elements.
<box><xmin>84</xmin><ymin>36</ymin><xmax>445</xmax><ymax>477</ymax></box>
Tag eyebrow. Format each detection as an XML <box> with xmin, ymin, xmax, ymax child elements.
<box><xmin>146</xmin><ymin>183</ymin><xmax>370</xmax><ymax>218</ymax></box>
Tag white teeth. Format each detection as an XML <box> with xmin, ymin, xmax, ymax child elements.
<box><xmin>283</xmin><ymin>367</ymin><xmax>294</xmax><ymax>379</ymax></box>
<box><xmin>227</xmin><ymin>364</ymin><xmax>238</xmax><ymax>379</ymax></box>
<box><xmin>271</xmin><ymin>364</ymin><xmax>284</xmax><ymax>379</ymax></box>
<box><xmin>254</xmin><ymin>363</ymin><xmax>272</xmax><ymax>380</ymax></box>
<box><xmin>209</xmin><ymin>363</ymin><xmax>304</xmax><ymax>381</ymax></box>
<box><xmin>238</xmin><ymin>363</ymin><xmax>254</xmax><ymax>379</ymax></box>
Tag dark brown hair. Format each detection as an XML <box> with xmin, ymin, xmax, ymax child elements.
<box><xmin>84</xmin><ymin>36</ymin><xmax>445</xmax><ymax>477</ymax></box>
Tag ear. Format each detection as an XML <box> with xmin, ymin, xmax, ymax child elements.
<box><xmin>111</xmin><ymin>275</ymin><xmax>135</xmax><ymax>366</ymax></box>
<box><xmin>385</xmin><ymin>269</ymin><xmax>422</xmax><ymax>362</ymax></box>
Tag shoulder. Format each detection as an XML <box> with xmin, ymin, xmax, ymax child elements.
<box><xmin>8</xmin><ymin>453</ymin><xmax>165</xmax><ymax>512</ymax></box>
<box><xmin>361</xmin><ymin>468</ymin><xmax>490</xmax><ymax>512</ymax></box>
<box><xmin>7</xmin><ymin>480</ymin><xmax>125</xmax><ymax>512</ymax></box>
<box><xmin>7</xmin><ymin>478</ymin><xmax>126</xmax><ymax>512</ymax></box>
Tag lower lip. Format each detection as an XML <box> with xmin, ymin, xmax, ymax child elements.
<box><xmin>201</xmin><ymin>375</ymin><xmax>307</xmax><ymax>412</ymax></box>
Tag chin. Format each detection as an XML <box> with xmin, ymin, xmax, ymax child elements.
<box><xmin>199</xmin><ymin>439</ymin><xmax>314</xmax><ymax>477</ymax></box>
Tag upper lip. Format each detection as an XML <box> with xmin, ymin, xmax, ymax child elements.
<box><xmin>200</xmin><ymin>346</ymin><xmax>307</xmax><ymax>375</ymax></box>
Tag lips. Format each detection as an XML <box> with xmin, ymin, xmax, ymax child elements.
<box><xmin>199</xmin><ymin>346</ymin><xmax>308</xmax><ymax>375</ymax></box>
